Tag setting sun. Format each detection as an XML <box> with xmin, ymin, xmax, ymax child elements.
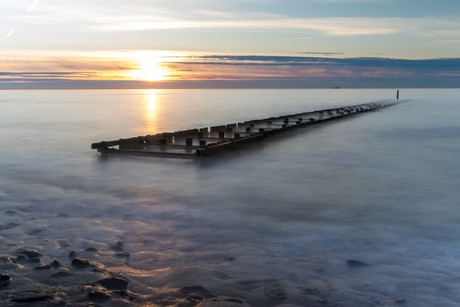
<box><xmin>129</xmin><ymin>54</ymin><xmax>169</xmax><ymax>81</ymax></box>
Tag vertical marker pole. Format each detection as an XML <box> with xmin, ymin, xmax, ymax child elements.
<box><xmin>397</xmin><ymin>90</ymin><xmax>399</xmax><ymax>100</ymax></box>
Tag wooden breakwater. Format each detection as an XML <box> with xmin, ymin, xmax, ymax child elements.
<box><xmin>91</xmin><ymin>100</ymin><xmax>400</xmax><ymax>158</ymax></box>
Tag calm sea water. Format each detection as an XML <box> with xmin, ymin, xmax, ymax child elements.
<box><xmin>1</xmin><ymin>89</ymin><xmax>459</xmax><ymax>306</ymax></box>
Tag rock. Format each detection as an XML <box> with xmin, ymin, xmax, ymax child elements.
<box><xmin>1</xmin><ymin>256</ymin><xmax>20</xmax><ymax>269</ymax></box>
<box><xmin>99</xmin><ymin>277</ymin><xmax>129</xmax><ymax>290</ymax></box>
<box><xmin>51</xmin><ymin>270</ymin><xmax>73</xmax><ymax>278</ymax></box>
<box><xmin>27</xmin><ymin>258</ymin><xmax>41</xmax><ymax>264</ymax></box>
<box><xmin>115</xmin><ymin>252</ymin><xmax>130</xmax><ymax>258</ymax></box>
<box><xmin>394</xmin><ymin>299</ymin><xmax>407</xmax><ymax>304</ymax></box>
<box><xmin>180</xmin><ymin>285</ymin><xmax>217</xmax><ymax>299</ymax></box>
<box><xmin>6</xmin><ymin>210</ymin><xmax>18</xmax><ymax>214</ymax></box>
<box><xmin>35</xmin><ymin>265</ymin><xmax>52</xmax><ymax>270</ymax></box>
<box><xmin>88</xmin><ymin>290</ymin><xmax>111</xmax><ymax>301</ymax></box>
<box><xmin>93</xmin><ymin>267</ymin><xmax>104</xmax><ymax>273</ymax></box>
<box><xmin>85</xmin><ymin>247</ymin><xmax>98</xmax><ymax>252</ymax></box>
<box><xmin>223</xmin><ymin>257</ymin><xmax>235</xmax><ymax>262</ymax></box>
<box><xmin>300</xmin><ymin>287</ymin><xmax>320</xmax><ymax>295</ymax></box>
<box><xmin>234</xmin><ymin>278</ymin><xmax>277</xmax><ymax>284</ymax></box>
<box><xmin>57</xmin><ymin>240</ymin><xmax>71</xmax><ymax>248</ymax></box>
<box><xmin>213</xmin><ymin>270</ymin><xmax>231</xmax><ymax>280</ymax></box>
<box><xmin>11</xmin><ymin>291</ymin><xmax>53</xmax><ymax>303</ymax></box>
<box><xmin>113</xmin><ymin>290</ymin><xmax>133</xmax><ymax>301</ymax></box>
<box><xmin>71</xmin><ymin>258</ymin><xmax>99</xmax><ymax>269</ymax></box>
<box><xmin>263</xmin><ymin>287</ymin><xmax>287</xmax><ymax>300</ymax></box>
<box><xmin>346</xmin><ymin>259</ymin><xmax>368</xmax><ymax>267</ymax></box>
<box><xmin>0</xmin><ymin>273</ymin><xmax>10</xmax><ymax>287</ymax></box>
<box><xmin>0</xmin><ymin>221</ymin><xmax>21</xmax><ymax>230</ymax></box>
<box><xmin>15</xmin><ymin>255</ymin><xmax>27</xmax><ymax>262</ymax></box>
<box><xmin>17</xmin><ymin>248</ymin><xmax>43</xmax><ymax>259</ymax></box>
<box><xmin>111</xmin><ymin>241</ymin><xmax>124</xmax><ymax>252</ymax></box>
<box><xmin>68</xmin><ymin>250</ymin><xmax>78</xmax><ymax>258</ymax></box>
<box><xmin>49</xmin><ymin>260</ymin><xmax>62</xmax><ymax>268</ymax></box>
<box><xmin>224</xmin><ymin>298</ymin><xmax>245</xmax><ymax>304</ymax></box>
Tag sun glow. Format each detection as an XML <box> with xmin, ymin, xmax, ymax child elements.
<box><xmin>129</xmin><ymin>53</ymin><xmax>170</xmax><ymax>82</ymax></box>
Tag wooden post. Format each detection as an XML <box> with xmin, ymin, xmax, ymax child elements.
<box><xmin>397</xmin><ymin>90</ymin><xmax>399</xmax><ymax>100</ymax></box>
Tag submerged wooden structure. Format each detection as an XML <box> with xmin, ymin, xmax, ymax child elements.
<box><xmin>91</xmin><ymin>100</ymin><xmax>399</xmax><ymax>158</ymax></box>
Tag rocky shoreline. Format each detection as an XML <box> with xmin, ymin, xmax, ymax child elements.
<box><xmin>0</xmin><ymin>238</ymin><xmax>411</xmax><ymax>307</ymax></box>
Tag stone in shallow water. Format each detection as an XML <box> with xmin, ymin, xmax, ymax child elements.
<box><xmin>111</xmin><ymin>241</ymin><xmax>124</xmax><ymax>251</ymax></box>
<box><xmin>263</xmin><ymin>287</ymin><xmax>287</xmax><ymax>300</ymax></box>
<box><xmin>68</xmin><ymin>250</ymin><xmax>77</xmax><ymax>258</ymax></box>
<box><xmin>71</xmin><ymin>258</ymin><xmax>100</xmax><ymax>269</ymax></box>
<box><xmin>84</xmin><ymin>247</ymin><xmax>98</xmax><ymax>252</ymax></box>
<box><xmin>300</xmin><ymin>287</ymin><xmax>320</xmax><ymax>295</ymax></box>
<box><xmin>222</xmin><ymin>257</ymin><xmax>235</xmax><ymax>262</ymax></box>
<box><xmin>346</xmin><ymin>259</ymin><xmax>369</xmax><ymax>267</ymax></box>
<box><xmin>51</xmin><ymin>270</ymin><xmax>73</xmax><ymax>278</ymax></box>
<box><xmin>115</xmin><ymin>252</ymin><xmax>130</xmax><ymax>258</ymax></box>
<box><xmin>180</xmin><ymin>285</ymin><xmax>217</xmax><ymax>299</ymax></box>
<box><xmin>88</xmin><ymin>290</ymin><xmax>111</xmax><ymax>301</ymax></box>
<box><xmin>49</xmin><ymin>260</ymin><xmax>62</xmax><ymax>268</ymax></box>
<box><xmin>34</xmin><ymin>264</ymin><xmax>51</xmax><ymax>270</ymax></box>
<box><xmin>11</xmin><ymin>291</ymin><xmax>53</xmax><ymax>303</ymax></box>
<box><xmin>1</xmin><ymin>256</ymin><xmax>20</xmax><ymax>269</ymax></box>
<box><xmin>0</xmin><ymin>273</ymin><xmax>10</xmax><ymax>287</ymax></box>
<box><xmin>99</xmin><ymin>277</ymin><xmax>129</xmax><ymax>290</ymax></box>
<box><xmin>17</xmin><ymin>248</ymin><xmax>43</xmax><ymax>259</ymax></box>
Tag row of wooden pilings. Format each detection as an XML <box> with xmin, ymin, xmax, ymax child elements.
<box><xmin>91</xmin><ymin>102</ymin><xmax>388</xmax><ymax>153</ymax></box>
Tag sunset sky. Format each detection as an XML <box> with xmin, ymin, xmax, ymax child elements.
<box><xmin>1</xmin><ymin>0</ymin><xmax>459</xmax><ymax>88</ymax></box>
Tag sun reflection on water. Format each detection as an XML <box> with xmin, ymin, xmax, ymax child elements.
<box><xmin>143</xmin><ymin>90</ymin><xmax>161</xmax><ymax>135</ymax></box>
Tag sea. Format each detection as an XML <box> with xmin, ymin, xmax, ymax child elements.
<box><xmin>0</xmin><ymin>88</ymin><xmax>459</xmax><ymax>306</ymax></box>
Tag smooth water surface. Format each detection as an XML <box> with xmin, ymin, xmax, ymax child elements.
<box><xmin>0</xmin><ymin>89</ymin><xmax>459</xmax><ymax>306</ymax></box>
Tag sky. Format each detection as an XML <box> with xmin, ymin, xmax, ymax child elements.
<box><xmin>1</xmin><ymin>0</ymin><xmax>459</xmax><ymax>88</ymax></box>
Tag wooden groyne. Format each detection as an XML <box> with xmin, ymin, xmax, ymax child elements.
<box><xmin>91</xmin><ymin>100</ymin><xmax>400</xmax><ymax>158</ymax></box>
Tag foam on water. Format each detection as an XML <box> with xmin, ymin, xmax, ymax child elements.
<box><xmin>0</xmin><ymin>89</ymin><xmax>459</xmax><ymax>306</ymax></box>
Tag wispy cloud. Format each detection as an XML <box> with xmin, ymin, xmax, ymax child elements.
<box><xmin>9</xmin><ymin>1</ymin><xmax>460</xmax><ymax>37</ymax></box>
<box><xmin>6</xmin><ymin>28</ymin><xmax>15</xmax><ymax>37</ymax></box>
<box><xmin>27</xmin><ymin>0</ymin><xmax>40</xmax><ymax>13</ymax></box>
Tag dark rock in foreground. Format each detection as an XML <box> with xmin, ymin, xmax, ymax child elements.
<box><xmin>34</xmin><ymin>264</ymin><xmax>52</xmax><ymax>270</ymax></box>
<box><xmin>99</xmin><ymin>277</ymin><xmax>129</xmax><ymax>290</ymax></box>
<box><xmin>115</xmin><ymin>252</ymin><xmax>130</xmax><ymax>258</ymax></box>
<box><xmin>88</xmin><ymin>290</ymin><xmax>111</xmax><ymax>301</ymax></box>
<box><xmin>71</xmin><ymin>258</ymin><xmax>100</xmax><ymax>269</ymax></box>
<box><xmin>51</xmin><ymin>270</ymin><xmax>73</xmax><ymax>278</ymax></box>
<box><xmin>346</xmin><ymin>259</ymin><xmax>369</xmax><ymax>267</ymax></box>
<box><xmin>85</xmin><ymin>247</ymin><xmax>98</xmax><ymax>252</ymax></box>
<box><xmin>49</xmin><ymin>260</ymin><xmax>62</xmax><ymax>268</ymax></box>
<box><xmin>263</xmin><ymin>287</ymin><xmax>287</xmax><ymax>300</ymax></box>
<box><xmin>11</xmin><ymin>291</ymin><xmax>53</xmax><ymax>303</ymax></box>
<box><xmin>179</xmin><ymin>285</ymin><xmax>217</xmax><ymax>299</ymax></box>
<box><xmin>68</xmin><ymin>250</ymin><xmax>77</xmax><ymax>258</ymax></box>
<box><xmin>0</xmin><ymin>273</ymin><xmax>10</xmax><ymax>287</ymax></box>
<box><xmin>111</xmin><ymin>241</ymin><xmax>124</xmax><ymax>252</ymax></box>
<box><xmin>17</xmin><ymin>248</ymin><xmax>43</xmax><ymax>259</ymax></box>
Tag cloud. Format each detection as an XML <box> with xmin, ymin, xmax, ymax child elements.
<box><xmin>8</xmin><ymin>1</ymin><xmax>460</xmax><ymax>37</ymax></box>
<box><xmin>6</xmin><ymin>28</ymin><xmax>15</xmax><ymax>37</ymax></box>
<box><xmin>1</xmin><ymin>52</ymin><xmax>459</xmax><ymax>85</ymax></box>
<box><xmin>27</xmin><ymin>0</ymin><xmax>40</xmax><ymax>13</ymax></box>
